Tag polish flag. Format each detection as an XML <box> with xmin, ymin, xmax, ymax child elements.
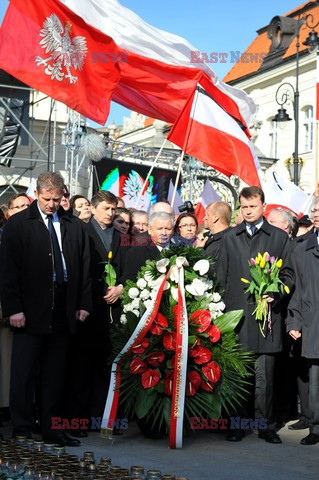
<box><xmin>168</xmin><ymin>86</ymin><xmax>262</xmax><ymax>187</ymax></box>
<box><xmin>0</xmin><ymin>0</ymin><xmax>120</xmax><ymax>124</ymax></box>
<box><xmin>59</xmin><ymin>0</ymin><xmax>256</xmax><ymax>127</ymax></box>
<box><xmin>167</xmin><ymin>180</ymin><xmax>184</xmax><ymax>215</ymax></box>
<box><xmin>25</xmin><ymin>178</ymin><xmax>37</xmax><ymax>201</ymax></box>
<box><xmin>262</xmin><ymin>173</ymin><xmax>310</xmax><ymax>217</ymax></box>
<box><xmin>195</xmin><ymin>179</ymin><xmax>221</xmax><ymax>226</ymax></box>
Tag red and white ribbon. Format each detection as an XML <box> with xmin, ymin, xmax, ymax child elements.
<box><xmin>101</xmin><ymin>271</ymin><xmax>169</xmax><ymax>435</ymax></box>
<box><xmin>170</xmin><ymin>266</ymin><xmax>188</xmax><ymax>449</ymax></box>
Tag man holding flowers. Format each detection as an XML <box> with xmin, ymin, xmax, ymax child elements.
<box><xmin>217</xmin><ymin>186</ymin><xmax>294</xmax><ymax>443</ymax></box>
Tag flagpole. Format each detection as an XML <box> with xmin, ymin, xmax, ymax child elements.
<box><xmin>134</xmin><ymin>137</ymin><xmax>168</xmax><ymax>209</ymax></box>
<box><xmin>171</xmin><ymin>151</ymin><xmax>185</xmax><ymax>206</ymax></box>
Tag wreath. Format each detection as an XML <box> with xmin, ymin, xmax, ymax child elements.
<box><xmin>103</xmin><ymin>246</ymin><xmax>253</xmax><ymax>448</ymax></box>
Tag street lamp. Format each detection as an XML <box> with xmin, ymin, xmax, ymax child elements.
<box><xmin>273</xmin><ymin>12</ymin><xmax>319</xmax><ymax>185</ymax></box>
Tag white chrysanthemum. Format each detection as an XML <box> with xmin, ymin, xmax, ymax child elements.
<box><xmin>215</xmin><ymin>301</ymin><xmax>226</xmax><ymax>312</ymax></box>
<box><xmin>120</xmin><ymin>314</ymin><xmax>127</xmax><ymax>325</ymax></box>
<box><xmin>132</xmin><ymin>309</ymin><xmax>140</xmax><ymax>317</ymax></box>
<box><xmin>212</xmin><ymin>292</ymin><xmax>221</xmax><ymax>302</ymax></box>
<box><xmin>140</xmin><ymin>289</ymin><xmax>150</xmax><ymax>300</ymax></box>
<box><xmin>169</xmin><ymin>264</ymin><xmax>179</xmax><ymax>283</ymax></box>
<box><xmin>171</xmin><ymin>286</ymin><xmax>178</xmax><ymax>302</ymax></box>
<box><xmin>175</xmin><ymin>256</ymin><xmax>189</xmax><ymax>267</ymax></box>
<box><xmin>156</xmin><ymin>258</ymin><xmax>170</xmax><ymax>273</ymax></box>
<box><xmin>131</xmin><ymin>298</ymin><xmax>140</xmax><ymax>309</ymax></box>
<box><xmin>136</xmin><ymin>278</ymin><xmax>147</xmax><ymax>289</ymax></box>
<box><xmin>185</xmin><ymin>278</ymin><xmax>207</xmax><ymax>296</ymax></box>
<box><xmin>124</xmin><ymin>303</ymin><xmax>134</xmax><ymax>313</ymax></box>
<box><xmin>144</xmin><ymin>299</ymin><xmax>152</xmax><ymax>309</ymax></box>
<box><xmin>193</xmin><ymin>259</ymin><xmax>210</xmax><ymax>276</ymax></box>
<box><xmin>128</xmin><ymin>287</ymin><xmax>139</xmax><ymax>299</ymax></box>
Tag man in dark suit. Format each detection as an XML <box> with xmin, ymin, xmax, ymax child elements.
<box><xmin>198</xmin><ymin>201</ymin><xmax>232</xmax><ymax>268</ymax></box>
<box><xmin>217</xmin><ymin>186</ymin><xmax>294</xmax><ymax>444</ymax></box>
<box><xmin>286</xmin><ymin>198</ymin><xmax>319</xmax><ymax>445</ymax></box>
<box><xmin>67</xmin><ymin>190</ymin><xmax>127</xmax><ymax>434</ymax></box>
<box><xmin>0</xmin><ymin>172</ymin><xmax>91</xmax><ymax>446</ymax></box>
<box><xmin>124</xmin><ymin>211</ymin><xmax>174</xmax><ymax>283</ymax></box>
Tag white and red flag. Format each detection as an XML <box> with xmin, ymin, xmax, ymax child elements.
<box><xmin>168</xmin><ymin>86</ymin><xmax>262</xmax><ymax>187</ymax></box>
<box><xmin>262</xmin><ymin>173</ymin><xmax>310</xmax><ymax>217</ymax></box>
<box><xmin>195</xmin><ymin>179</ymin><xmax>221</xmax><ymax>226</ymax></box>
<box><xmin>0</xmin><ymin>0</ymin><xmax>120</xmax><ymax>124</ymax></box>
<box><xmin>59</xmin><ymin>0</ymin><xmax>256</xmax><ymax>126</ymax></box>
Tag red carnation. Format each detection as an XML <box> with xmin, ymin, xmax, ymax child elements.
<box><xmin>146</xmin><ymin>351</ymin><xmax>165</xmax><ymax>366</ymax></box>
<box><xmin>186</xmin><ymin>371</ymin><xmax>202</xmax><ymax>396</ymax></box>
<box><xmin>191</xmin><ymin>310</ymin><xmax>211</xmax><ymax>333</ymax></box>
<box><xmin>202</xmin><ymin>361</ymin><xmax>221</xmax><ymax>383</ymax></box>
<box><xmin>141</xmin><ymin>369</ymin><xmax>161</xmax><ymax>389</ymax></box>
<box><xmin>163</xmin><ymin>332</ymin><xmax>176</xmax><ymax>351</ymax></box>
<box><xmin>190</xmin><ymin>346</ymin><xmax>212</xmax><ymax>365</ymax></box>
<box><xmin>207</xmin><ymin>325</ymin><xmax>221</xmax><ymax>343</ymax></box>
<box><xmin>200</xmin><ymin>379</ymin><xmax>215</xmax><ymax>392</ymax></box>
<box><xmin>149</xmin><ymin>312</ymin><xmax>168</xmax><ymax>335</ymax></box>
<box><xmin>164</xmin><ymin>371</ymin><xmax>174</xmax><ymax>395</ymax></box>
<box><xmin>129</xmin><ymin>357</ymin><xmax>147</xmax><ymax>375</ymax></box>
<box><xmin>132</xmin><ymin>338</ymin><xmax>149</xmax><ymax>354</ymax></box>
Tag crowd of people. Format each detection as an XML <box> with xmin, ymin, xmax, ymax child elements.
<box><xmin>0</xmin><ymin>173</ymin><xmax>318</xmax><ymax>447</ymax></box>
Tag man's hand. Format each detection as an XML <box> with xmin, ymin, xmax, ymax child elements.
<box><xmin>10</xmin><ymin>312</ymin><xmax>26</xmax><ymax>328</ymax></box>
<box><xmin>261</xmin><ymin>294</ymin><xmax>275</xmax><ymax>303</ymax></box>
<box><xmin>104</xmin><ymin>285</ymin><xmax>123</xmax><ymax>304</ymax></box>
<box><xmin>196</xmin><ymin>235</ymin><xmax>208</xmax><ymax>248</ymax></box>
<box><xmin>289</xmin><ymin>329</ymin><xmax>301</xmax><ymax>340</ymax></box>
<box><xmin>76</xmin><ymin>310</ymin><xmax>90</xmax><ymax>322</ymax></box>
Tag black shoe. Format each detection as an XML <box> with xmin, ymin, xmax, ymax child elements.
<box><xmin>258</xmin><ymin>430</ymin><xmax>282</xmax><ymax>444</ymax></box>
<box><xmin>69</xmin><ymin>430</ymin><xmax>88</xmax><ymax>438</ymax></box>
<box><xmin>226</xmin><ymin>429</ymin><xmax>245</xmax><ymax>442</ymax></box>
<box><xmin>300</xmin><ymin>433</ymin><xmax>319</xmax><ymax>445</ymax></box>
<box><xmin>288</xmin><ymin>419</ymin><xmax>309</xmax><ymax>430</ymax></box>
<box><xmin>43</xmin><ymin>432</ymin><xmax>81</xmax><ymax>447</ymax></box>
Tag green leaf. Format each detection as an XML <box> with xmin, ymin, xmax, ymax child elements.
<box><xmin>126</xmin><ymin>311</ymin><xmax>139</xmax><ymax>334</ymax></box>
<box><xmin>188</xmin><ymin>335</ymin><xmax>198</xmax><ymax>345</ymax></box>
<box><xmin>214</xmin><ymin>310</ymin><xmax>243</xmax><ymax>333</ymax></box>
<box><xmin>250</xmin><ymin>268</ymin><xmax>262</xmax><ymax>285</ymax></box>
<box><xmin>104</xmin><ymin>263</ymin><xmax>117</xmax><ymax>286</ymax></box>
<box><xmin>135</xmin><ymin>389</ymin><xmax>157</xmax><ymax>418</ymax></box>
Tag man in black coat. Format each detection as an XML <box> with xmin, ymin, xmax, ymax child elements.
<box><xmin>123</xmin><ymin>211</ymin><xmax>174</xmax><ymax>283</ymax></box>
<box><xmin>0</xmin><ymin>172</ymin><xmax>91</xmax><ymax>446</ymax></box>
<box><xmin>217</xmin><ymin>186</ymin><xmax>294</xmax><ymax>443</ymax></box>
<box><xmin>67</xmin><ymin>190</ymin><xmax>128</xmax><ymax>433</ymax></box>
<box><xmin>286</xmin><ymin>199</ymin><xmax>319</xmax><ymax>445</ymax></box>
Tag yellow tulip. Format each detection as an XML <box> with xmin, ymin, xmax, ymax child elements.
<box><xmin>108</xmin><ymin>251</ymin><xmax>113</xmax><ymax>260</ymax></box>
<box><xmin>241</xmin><ymin>278</ymin><xmax>250</xmax><ymax>284</ymax></box>
<box><xmin>276</xmin><ymin>259</ymin><xmax>282</xmax><ymax>268</ymax></box>
<box><xmin>260</xmin><ymin>258</ymin><xmax>266</xmax><ymax>269</ymax></box>
<box><xmin>257</xmin><ymin>252</ymin><xmax>263</xmax><ymax>261</ymax></box>
<box><xmin>255</xmin><ymin>257</ymin><xmax>260</xmax><ymax>265</ymax></box>
<box><xmin>284</xmin><ymin>285</ymin><xmax>290</xmax><ymax>294</ymax></box>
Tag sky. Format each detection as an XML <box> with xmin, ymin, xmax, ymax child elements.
<box><xmin>0</xmin><ymin>0</ymin><xmax>302</xmax><ymax>127</ymax></box>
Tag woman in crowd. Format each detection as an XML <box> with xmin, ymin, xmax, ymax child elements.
<box><xmin>113</xmin><ymin>207</ymin><xmax>131</xmax><ymax>234</ymax></box>
<box><xmin>70</xmin><ymin>195</ymin><xmax>92</xmax><ymax>223</ymax></box>
<box><xmin>174</xmin><ymin>212</ymin><xmax>198</xmax><ymax>246</ymax></box>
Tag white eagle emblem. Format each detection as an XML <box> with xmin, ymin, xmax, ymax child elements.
<box><xmin>35</xmin><ymin>14</ymin><xmax>87</xmax><ymax>84</ymax></box>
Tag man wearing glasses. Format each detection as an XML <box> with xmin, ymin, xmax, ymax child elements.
<box><xmin>287</xmin><ymin>197</ymin><xmax>319</xmax><ymax>445</ymax></box>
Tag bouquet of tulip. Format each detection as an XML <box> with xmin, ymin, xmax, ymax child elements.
<box><xmin>103</xmin><ymin>251</ymin><xmax>116</xmax><ymax>323</ymax></box>
<box><xmin>104</xmin><ymin>246</ymin><xmax>253</xmax><ymax>446</ymax></box>
<box><xmin>241</xmin><ymin>252</ymin><xmax>290</xmax><ymax>337</ymax></box>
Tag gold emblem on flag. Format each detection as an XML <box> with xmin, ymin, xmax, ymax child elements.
<box><xmin>35</xmin><ymin>14</ymin><xmax>87</xmax><ymax>84</ymax></box>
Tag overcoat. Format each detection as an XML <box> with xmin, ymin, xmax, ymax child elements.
<box><xmin>123</xmin><ymin>234</ymin><xmax>160</xmax><ymax>283</ymax></box>
<box><xmin>0</xmin><ymin>201</ymin><xmax>92</xmax><ymax>335</ymax></box>
<box><xmin>286</xmin><ymin>231</ymin><xmax>319</xmax><ymax>359</ymax></box>
<box><xmin>216</xmin><ymin>219</ymin><xmax>294</xmax><ymax>353</ymax></box>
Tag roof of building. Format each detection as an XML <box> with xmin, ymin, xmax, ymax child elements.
<box><xmin>223</xmin><ymin>1</ymin><xmax>319</xmax><ymax>84</ymax></box>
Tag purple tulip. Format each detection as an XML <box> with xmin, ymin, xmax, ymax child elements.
<box><xmin>265</xmin><ymin>253</ymin><xmax>270</xmax><ymax>262</ymax></box>
<box><xmin>270</xmin><ymin>256</ymin><xmax>275</xmax><ymax>264</ymax></box>
<box><xmin>249</xmin><ymin>258</ymin><xmax>256</xmax><ymax>267</ymax></box>
<box><xmin>267</xmin><ymin>269</ymin><xmax>272</xmax><ymax>274</ymax></box>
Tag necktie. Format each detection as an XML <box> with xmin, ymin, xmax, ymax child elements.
<box><xmin>47</xmin><ymin>215</ymin><xmax>64</xmax><ymax>284</ymax></box>
<box><xmin>250</xmin><ymin>225</ymin><xmax>257</xmax><ymax>236</ymax></box>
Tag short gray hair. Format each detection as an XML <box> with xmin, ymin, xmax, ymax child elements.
<box><xmin>269</xmin><ymin>208</ymin><xmax>294</xmax><ymax>231</ymax></box>
<box><xmin>149</xmin><ymin>211</ymin><xmax>174</xmax><ymax>227</ymax></box>
<box><xmin>132</xmin><ymin>210</ymin><xmax>149</xmax><ymax>220</ymax></box>
<box><xmin>149</xmin><ymin>202</ymin><xmax>173</xmax><ymax>216</ymax></box>
<box><xmin>36</xmin><ymin>172</ymin><xmax>65</xmax><ymax>194</ymax></box>
<box><xmin>310</xmin><ymin>196</ymin><xmax>319</xmax><ymax>219</ymax></box>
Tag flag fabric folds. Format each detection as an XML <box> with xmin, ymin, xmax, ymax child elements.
<box><xmin>262</xmin><ymin>173</ymin><xmax>310</xmax><ymax>217</ymax></box>
<box><xmin>167</xmin><ymin>86</ymin><xmax>262</xmax><ymax>187</ymax></box>
<box><xmin>59</xmin><ymin>0</ymin><xmax>256</xmax><ymax>127</ymax></box>
<box><xmin>0</xmin><ymin>0</ymin><xmax>120</xmax><ymax>124</ymax></box>
<box><xmin>168</xmin><ymin>180</ymin><xmax>184</xmax><ymax>215</ymax></box>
